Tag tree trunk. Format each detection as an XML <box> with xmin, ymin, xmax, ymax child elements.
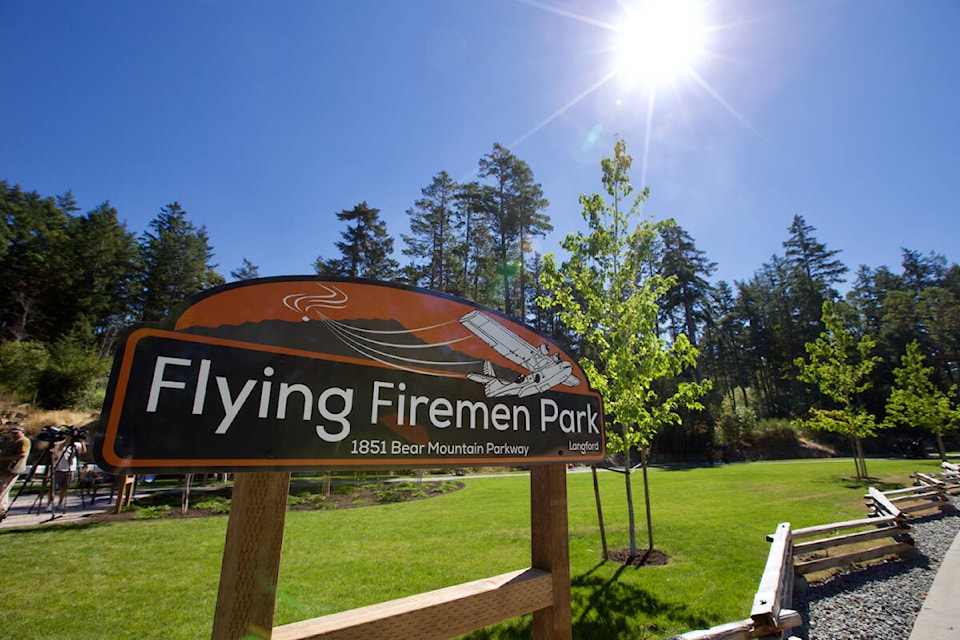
<box><xmin>182</xmin><ymin>473</ymin><xmax>193</xmax><ymax>515</ymax></box>
<box><xmin>623</xmin><ymin>446</ymin><xmax>637</xmax><ymax>558</ymax></box>
<box><xmin>853</xmin><ymin>437</ymin><xmax>868</xmax><ymax>479</ymax></box>
<box><xmin>641</xmin><ymin>445</ymin><xmax>654</xmax><ymax>552</ymax></box>
<box><xmin>592</xmin><ymin>466</ymin><xmax>608</xmax><ymax>561</ymax></box>
<box><xmin>850</xmin><ymin>437</ymin><xmax>860</xmax><ymax>479</ymax></box>
<box><xmin>937</xmin><ymin>435</ymin><xmax>947</xmax><ymax>461</ymax></box>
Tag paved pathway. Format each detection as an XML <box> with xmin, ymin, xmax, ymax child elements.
<box><xmin>0</xmin><ymin>487</ymin><xmax>116</xmax><ymax>528</ymax></box>
<box><xmin>909</xmin><ymin>526</ymin><xmax>960</xmax><ymax>640</ymax></box>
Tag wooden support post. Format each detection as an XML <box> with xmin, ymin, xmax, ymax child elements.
<box><xmin>530</xmin><ymin>465</ymin><xmax>572</xmax><ymax>640</ymax></box>
<box><xmin>114</xmin><ymin>474</ymin><xmax>136</xmax><ymax>514</ymax></box>
<box><xmin>212</xmin><ymin>471</ymin><xmax>291</xmax><ymax>640</ymax></box>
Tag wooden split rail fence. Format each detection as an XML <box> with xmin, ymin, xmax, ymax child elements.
<box><xmin>671</xmin><ymin>470</ymin><xmax>958</xmax><ymax>640</ymax></box>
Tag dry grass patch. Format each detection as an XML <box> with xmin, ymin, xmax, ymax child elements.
<box><xmin>1</xmin><ymin>400</ymin><xmax>98</xmax><ymax>437</ymax></box>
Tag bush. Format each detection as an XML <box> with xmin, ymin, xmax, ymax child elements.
<box><xmin>131</xmin><ymin>504</ymin><xmax>171</xmax><ymax>519</ymax></box>
<box><xmin>192</xmin><ymin>497</ymin><xmax>231</xmax><ymax>513</ymax></box>
<box><xmin>36</xmin><ymin>335</ymin><xmax>109</xmax><ymax>409</ymax></box>
<box><xmin>717</xmin><ymin>405</ymin><xmax>759</xmax><ymax>444</ymax></box>
<box><xmin>0</xmin><ymin>341</ymin><xmax>50</xmax><ymax>399</ymax></box>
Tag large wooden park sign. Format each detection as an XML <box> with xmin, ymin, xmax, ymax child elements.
<box><xmin>93</xmin><ymin>277</ymin><xmax>605</xmax><ymax>639</ymax></box>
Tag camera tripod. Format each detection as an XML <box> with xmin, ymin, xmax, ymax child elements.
<box><xmin>9</xmin><ymin>442</ymin><xmax>69</xmax><ymax>521</ymax></box>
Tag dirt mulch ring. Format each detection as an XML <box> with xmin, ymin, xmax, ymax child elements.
<box><xmin>608</xmin><ymin>548</ymin><xmax>670</xmax><ymax>567</ymax></box>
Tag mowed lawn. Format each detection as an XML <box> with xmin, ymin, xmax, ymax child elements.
<box><xmin>0</xmin><ymin>458</ymin><xmax>944</xmax><ymax>639</ymax></box>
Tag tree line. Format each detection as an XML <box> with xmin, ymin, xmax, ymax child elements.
<box><xmin>2</xmin><ymin>140</ymin><xmax>958</xmax><ymax>463</ymax></box>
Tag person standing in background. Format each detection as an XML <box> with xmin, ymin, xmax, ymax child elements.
<box><xmin>0</xmin><ymin>425</ymin><xmax>31</xmax><ymax>521</ymax></box>
<box><xmin>54</xmin><ymin>429</ymin><xmax>86</xmax><ymax>514</ymax></box>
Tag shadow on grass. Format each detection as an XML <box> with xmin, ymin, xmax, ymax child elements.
<box><xmin>650</xmin><ymin>461</ymin><xmax>728</xmax><ymax>472</ymax></box>
<box><xmin>813</xmin><ymin>474</ymin><xmax>901</xmax><ymax>492</ymax></box>
<box><xmin>0</xmin><ymin>519</ymin><xmax>107</xmax><ymax>536</ymax></box>
<box><xmin>462</xmin><ymin>560</ymin><xmax>715</xmax><ymax>640</ymax></box>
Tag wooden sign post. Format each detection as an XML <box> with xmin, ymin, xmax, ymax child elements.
<box><xmin>212</xmin><ymin>471</ymin><xmax>291</xmax><ymax>640</ymax></box>
<box><xmin>531</xmin><ymin>465</ymin><xmax>572</xmax><ymax>640</ymax></box>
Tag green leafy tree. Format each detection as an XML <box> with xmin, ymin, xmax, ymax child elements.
<box><xmin>794</xmin><ymin>301</ymin><xmax>884</xmax><ymax>479</ymax></box>
<box><xmin>539</xmin><ymin>139</ymin><xmax>709</xmax><ymax>556</ymax></box>
<box><xmin>315</xmin><ymin>202</ymin><xmax>399</xmax><ymax>281</ymax></box>
<box><xmin>138</xmin><ymin>202</ymin><xmax>224</xmax><ymax>323</ymax></box>
<box><xmin>885</xmin><ymin>340</ymin><xmax>959</xmax><ymax>460</ymax></box>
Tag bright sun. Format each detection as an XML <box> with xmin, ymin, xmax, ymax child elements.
<box><xmin>615</xmin><ymin>0</ymin><xmax>707</xmax><ymax>87</ymax></box>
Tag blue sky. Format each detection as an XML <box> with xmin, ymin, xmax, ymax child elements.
<box><xmin>2</xmin><ymin>1</ymin><xmax>958</xmax><ymax>289</ymax></box>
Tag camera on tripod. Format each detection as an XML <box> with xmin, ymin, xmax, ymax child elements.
<box><xmin>37</xmin><ymin>425</ymin><xmax>88</xmax><ymax>443</ymax></box>
<box><xmin>38</xmin><ymin>425</ymin><xmax>66</xmax><ymax>443</ymax></box>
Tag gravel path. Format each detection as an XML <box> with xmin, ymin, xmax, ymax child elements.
<box><xmin>794</xmin><ymin>497</ymin><xmax>960</xmax><ymax>640</ymax></box>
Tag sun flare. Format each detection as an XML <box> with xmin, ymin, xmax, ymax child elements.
<box><xmin>615</xmin><ymin>0</ymin><xmax>707</xmax><ymax>87</ymax></box>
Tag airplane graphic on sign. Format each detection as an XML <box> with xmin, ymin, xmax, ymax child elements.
<box><xmin>459</xmin><ymin>310</ymin><xmax>580</xmax><ymax>398</ymax></box>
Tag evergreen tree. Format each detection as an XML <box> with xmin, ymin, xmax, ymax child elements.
<box><xmin>230</xmin><ymin>258</ymin><xmax>260</xmax><ymax>281</ymax></box>
<box><xmin>657</xmin><ymin>222</ymin><xmax>716</xmax><ymax>349</ymax></box>
<box><xmin>452</xmin><ymin>181</ymin><xmax>499</xmax><ymax>308</ymax></box>
<box><xmin>478</xmin><ymin>143</ymin><xmax>550</xmax><ymax>319</ymax></box>
<box><xmin>900</xmin><ymin>248</ymin><xmax>946</xmax><ymax>291</ymax></box>
<box><xmin>315</xmin><ymin>202</ymin><xmax>399</xmax><ymax>281</ymax></box>
<box><xmin>0</xmin><ymin>182</ymin><xmax>72</xmax><ymax>341</ymax></box>
<box><xmin>783</xmin><ymin>214</ymin><xmax>848</xmax><ymax>294</ymax></box>
<box><xmin>736</xmin><ymin>258</ymin><xmax>793</xmax><ymax>416</ymax></box>
<box><xmin>138</xmin><ymin>202</ymin><xmax>224</xmax><ymax>323</ymax></box>
<box><xmin>401</xmin><ymin>172</ymin><xmax>462</xmax><ymax>294</ymax></box>
<box><xmin>700</xmin><ymin>280</ymin><xmax>752</xmax><ymax>411</ymax></box>
<box><xmin>62</xmin><ymin>202</ymin><xmax>141</xmax><ymax>339</ymax></box>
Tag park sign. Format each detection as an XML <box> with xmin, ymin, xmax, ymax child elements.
<box><xmin>93</xmin><ymin>277</ymin><xmax>605</xmax><ymax>473</ymax></box>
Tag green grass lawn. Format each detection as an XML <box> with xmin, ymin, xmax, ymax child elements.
<box><xmin>0</xmin><ymin>458</ymin><xmax>945</xmax><ymax>639</ymax></box>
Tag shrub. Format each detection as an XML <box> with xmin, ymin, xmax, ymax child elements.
<box><xmin>192</xmin><ymin>497</ymin><xmax>231</xmax><ymax>513</ymax></box>
<box><xmin>131</xmin><ymin>504</ymin><xmax>171</xmax><ymax>519</ymax></box>
<box><xmin>36</xmin><ymin>334</ymin><xmax>109</xmax><ymax>409</ymax></box>
<box><xmin>0</xmin><ymin>341</ymin><xmax>50</xmax><ymax>400</ymax></box>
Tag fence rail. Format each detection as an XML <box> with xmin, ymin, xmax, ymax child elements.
<box><xmin>272</xmin><ymin>568</ymin><xmax>553</xmax><ymax>640</ymax></box>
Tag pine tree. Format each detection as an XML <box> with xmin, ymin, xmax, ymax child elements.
<box><xmin>657</xmin><ymin>222</ymin><xmax>716</xmax><ymax>349</ymax></box>
<box><xmin>401</xmin><ymin>172</ymin><xmax>462</xmax><ymax>294</ymax></box>
<box><xmin>315</xmin><ymin>202</ymin><xmax>399</xmax><ymax>281</ymax></box>
<box><xmin>0</xmin><ymin>182</ymin><xmax>71</xmax><ymax>341</ymax></box>
<box><xmin>62</xmin><ymin>202</ymin><xmax>140</xmax><ymax>340</ymax></box>
<box><xmin>452</xmin><ymin>181</ymin><xmax>499</xmax><ymax>308</ymax></box>
<box><xmin>138</xmin><ymin>202</ymin><xmax>224</xmax><ymax>323</ymax></box>
<box><xmin>478</xmin><ymin>144</ymin><xmax>550</xmax><ymax>318</ymax></box>
<box><xmin>230</xmin><ymin>258</ymin><xmax>260</xmax><ymax>281</ymax></box>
